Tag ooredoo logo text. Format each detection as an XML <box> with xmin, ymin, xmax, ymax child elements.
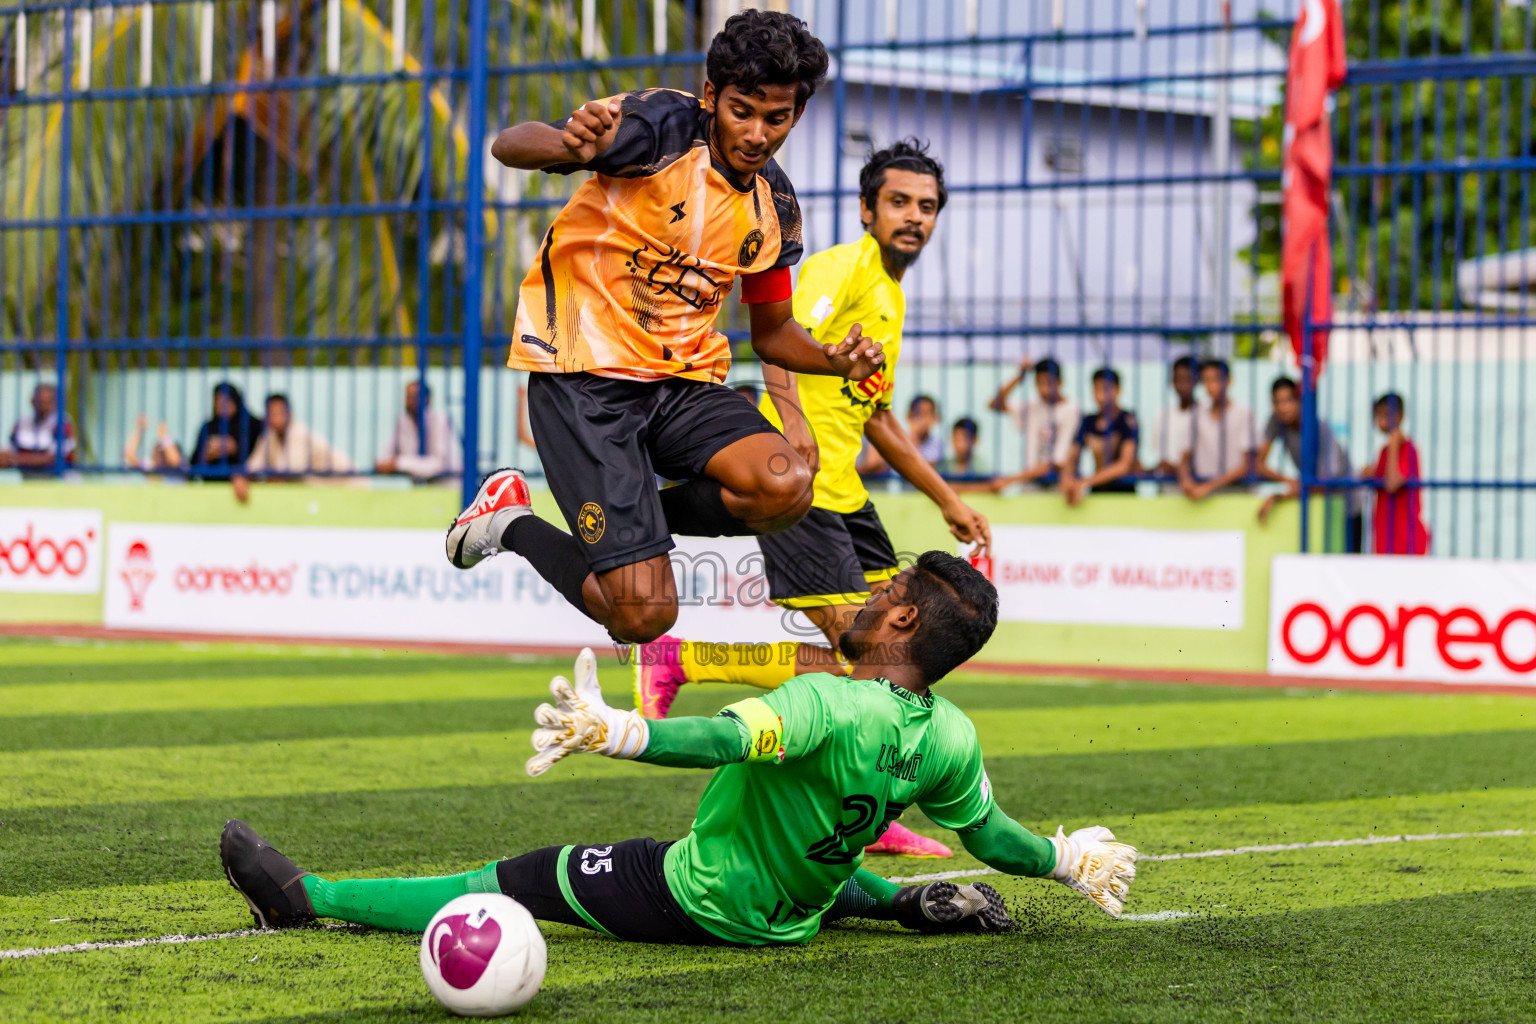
<box><xmin>174</xmin><ymin>561</ymin><xmax>297</xmax><ymax>595</ymax></box>
<box><xmin>1280</xmin><ymin>600</ymin><xmax>1536</xmax><ymax>674</ymax></box>
<box><xmin>0</xmin><ymin>521</ymin><xmax>94</xmax><ymax>577</ymax></box>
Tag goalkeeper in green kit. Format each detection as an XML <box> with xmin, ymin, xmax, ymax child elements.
<box><xmin>220</xmin><ymin>552</ymin><xmax>1137</xmax><ymax>944</ymax></box>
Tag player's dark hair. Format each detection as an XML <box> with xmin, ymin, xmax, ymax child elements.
<box><xmin>1199</xmin><ymin>357</ymin><xmax>1231</xmax><ymax>380</ymax></box>
<box><xmin>903</xmin><ymin>551</ymin><xmax>998</xmax><ymax>684</ymax></box>
<box><xmin>859</xmin><ymin>138</ymin><xmax>948</xmax><ymax>214</ymax></box>
<box><xmin>1374</xmin><ymin>392</ymin><xmax>1406</xmax><ymax>416</ymax></box>
<box><xmin>1035</xmin><ymin>357</ymin><xmax>1062</xmax><ymax>382</ymax></box>
<box><xmin>1092</xmin><ymin>367</ymin><xmax>1121</xmax><ymax>388</ymax></box>
<box><xmin>265</xmin><ymin>393</ymin><xmax>290</xmax><ymax>409</ymax></box>
<box><xmin>706</xmin><ymin>10</ymin><xmax>828</xmax><ymax>108</ymax></box>
<box><xmin>909</xmin><ymin>394</ymin><xmax>937</xmax><ymax>416</ymax></box>
<box><xmin>733</xmin><ymin>382</ymin><xmax>761</xmax><ymax>405</ymax></box>
<box><xmin>1171</xmin><ymin>355</ymin><xmax>1198</xmax><ymax>377</ymax></box>
<box><xmin>953</xmin><ymin>417</ymin><xmax>978</xmax><ymax>439</ymax></box>
<box><xmin>1272</xmin><ymin>376</ymin><xmax>1299</xmax><ymax>399</ymax></box>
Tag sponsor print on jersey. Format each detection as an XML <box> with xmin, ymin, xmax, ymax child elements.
<box><xmin>840</xmin><ymin>367</ymin><xmax>891</xmax><ymax>409</ymax></box>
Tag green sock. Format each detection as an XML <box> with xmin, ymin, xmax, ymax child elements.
<box><xmin>824</xmin><ymin>868</ymin><xmax>904</xmax><ymax>922</ymax></box>
<box><xmin>301</xmin><ymin>862</ymin><xmax>502</xmax><ymax>932</ymax></box>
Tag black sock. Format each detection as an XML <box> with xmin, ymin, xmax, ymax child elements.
<box><xmin>659</xmin><ymin>479</ymin><xmax>752</xmax><ymax>537</ymax></box>
<box><xmin>503</xmin><ymin>516</ymin><xmax>600</xmax><ymax>623</ymax></box>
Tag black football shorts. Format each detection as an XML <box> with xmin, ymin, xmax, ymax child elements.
<box><xmin>526</xmin><ymin>372</ymin><xmax>776</xmax><ymax>574</ymax></box>
<box><xmin>495</xmin><ymin>838</ymin><xmax>727</xmax><ymax>945</ymax></box>
<box><xmin>757</xmin><ymin>501</ymin><xmax>901</xmax><ymax>608</ymax></box>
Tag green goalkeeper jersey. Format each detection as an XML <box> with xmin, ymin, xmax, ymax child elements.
<box><xmin>662</xmin><ymin>672</ymin><xmax>996</xmax><ymax>945</ymax></box>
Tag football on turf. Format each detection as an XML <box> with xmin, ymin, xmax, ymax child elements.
<box><xmin>420</xmin><ymin>893</ymin><xmax>547</xmax><ymax>1017</ymax></box>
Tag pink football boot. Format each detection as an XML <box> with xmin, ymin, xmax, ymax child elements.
<box><xmin>633</xmin><ymin>634</ymin><xmax>686</xmax><ymax>720</ymax></box>
<box><xmin>865</xmin><ymin>821</ymin><xmax>953</xmax><ymax>858</ymax></box>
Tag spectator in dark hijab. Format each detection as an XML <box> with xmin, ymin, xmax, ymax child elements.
<box><xmin>190</xmin><ymin>382</ymin><xmax>262</xmax><ymax>479</ymax></box>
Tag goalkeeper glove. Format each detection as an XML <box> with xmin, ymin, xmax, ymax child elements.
<box><xmin>525</xmin><ymin>647</ymin><xmax>650</xmax><ymax>777</ymax></box>
<box><xmin>1048</xmin><ymin>825</ymin><xmax>1138</xmax><ymax>918</ymax></box>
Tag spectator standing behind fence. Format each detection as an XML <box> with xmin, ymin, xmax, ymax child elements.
<box><xmin>375</xmin><ymin>381</ymin><xmax>461</xmax><ymax>483</ymax></box>
<box><xmin>1255</xmin><ymin>378</ymin><xmax>1364</xmax><ymax>553</ymax></box>
<box><xmin>123</xmin><ymin>414</ymin><xmax>184</xmax><ymax>473</ymax></box>
<box><xmin>190</xmin><ymin>382</ymin><xmax>262</xmax><ymax>479</ymax></box>
<box><xmin>231</xmin><ymin>394</ymin><xmax>356</xmax><ymax>503</ymax></box>
<box><xmin>1363</xmin><ymin>393</ymin><xmax>1430</xmax><ymax>555</ymax></box>
<box><xmin>988</xmin><ymin>356</ymin><xmax>1078</xmax><ymax>489</ymax></box>
<box><xmin>1058</xmin><ymin>369</ymin><xmax>1139</xmax><ymax>506</ymax></box>
<box><xmin>1150</xmin><ymin>355</ymin><xmax>1199</xmax><ymax>479</ymax></box>
<box><xmin>1179</xmin><ymin>358</ymin><xmax>1257</xmax><ymax>502</ymax></box>
<box><xmin>1</xmin><ymin>383</ymin><xmax>77</xmax><ymax>476</ymax></box>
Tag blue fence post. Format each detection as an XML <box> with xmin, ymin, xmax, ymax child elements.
<box><xmin>830</xmin><ymin>0</ymin><xmax>846</xmax><ymax>246</ymax></box>
<box><xmin>1298</xmin><ymin>252</ymin><xmax>1319</xmax><ymax>555</ymax></box>
<box><xmin>417</xmin><ymin>0</ymin><xmax>436</xmax><ymax>462</ymax></box>
<box><xmin>460</xmin><ymin>0</ymin><xmax>488</xmax><ymax>508</ymax></box>
<box><xmin>54</xmin><ymin>3</ymin><xmax>76</xmax><ymax>478</ymax></box>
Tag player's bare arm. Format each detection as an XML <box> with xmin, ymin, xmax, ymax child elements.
<box><xmin>762</xmin><ymin>362</ymin><xmax>819</xmax><ymax>475</ymax></box>
<box><xmin>865</xmin><ymin>408</ymin><xmax>991</xmax><ymax>555</ymax></box>
<box><xmin>749</xmin><ymin>298</ymin><xmax>884</xmax><ymax>380</ymax></box>
<box><xmin>490</xmin><ymin>98</ymin><xmax>623</xmax><ymax>169</ymax></box>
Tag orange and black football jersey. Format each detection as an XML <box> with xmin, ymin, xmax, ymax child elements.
<box><xmin>509</xmin><ymin>88</ymin><xmax>804</xmax><ymax>383</ymax></box>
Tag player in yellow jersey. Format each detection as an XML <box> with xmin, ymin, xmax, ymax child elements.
<box><xmin>634</xmin><ymin>141</ymin><xmax>991</xmax><ymax>856</ymax></box>
<box><xmin>443</xmin><ymin>12</ymin><xmax>887</xmax><ymax>646</ymax></box>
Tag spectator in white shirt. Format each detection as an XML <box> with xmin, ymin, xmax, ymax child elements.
<box><xmin>1</xmin><ymin>383</ymin><xmax>77</xmax><ymax>476</ymax></box>
<box><xmin>1150</xmin><ymin>355</ymin><xmax>1200</xmax><ymax>478</ymax></box>
<box><xmin>988</xmin><ymin>356</ymin><xmax>1078</xmax><ymax>490</ymax></box>
<box><xmin>234</xmin><ymin>394</ymin><xmax>355</xmax><ymax>502</ymax></box>
<box><xmin>374</xmin><ymin>381</ymin><xmax>461</xmax><ymax>483</ymax></box>
<box><xmin>1178</xmin><ymin>358</ymin><xmax>1258</xmax><ymax>502</ymax></box>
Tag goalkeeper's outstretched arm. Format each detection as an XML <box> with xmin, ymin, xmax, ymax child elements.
<box><xmin>525</xmin><ymin>649</ymin><xmax>775</xmax><ymax>776</ymax></box>
<box><xmin>960</xmin><ymin>811</ymin><xmax>1139</xmax><ymax>918</ymax></box>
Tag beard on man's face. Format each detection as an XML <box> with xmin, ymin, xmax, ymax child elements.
<box><xmin>837</xmin><ymin>602</ymin><xmax>884</xmax><ymax>663</ymax></box>
<box><xmin>879</xmin><ymin>228</ymin><xmax>926</xmax><ymax>274</ymax></box>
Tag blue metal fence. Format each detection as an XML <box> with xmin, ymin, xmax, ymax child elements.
<box><xmin>3</xmin><ymin>1</ymin><xmax>1534</xmax><ymax>559</ymax></box>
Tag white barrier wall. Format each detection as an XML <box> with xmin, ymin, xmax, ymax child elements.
<box><xmin>103</xmin><ymin>523</ymin><xmax>809</xmax><ymax>647</ymax></box>
<box><xmin>0</xmin><ymin>508</ymin><xmax>103</xmax><ymax>595</ymax></box>
<box><xmin>979</xmin><ymin>524</ymin><xmax>1246</xmax><ymax>630</ymax></box>
<box><xmin>1269</xmin><ymin>554</ymin><xmax>1536</xmax><ymax>686</ymax></box>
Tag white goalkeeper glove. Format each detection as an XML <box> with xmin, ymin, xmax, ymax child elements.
<box><xmin>1048</xmin><ymin>825</ymin><xmax>1138</xmax><ymax>918</ymax></box>
<box><xmin>525</xmin><ymin>647</ymin><xmax>650</xmax><ymax>778</ymax></box>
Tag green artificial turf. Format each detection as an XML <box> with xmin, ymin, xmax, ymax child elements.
<box><xmin>1</xmin><ymin>636</ymin><xmax>1533</xmax><ymax>1023</ymax></box>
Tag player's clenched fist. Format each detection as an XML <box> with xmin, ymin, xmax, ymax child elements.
<box><xmin>824</xmin><ymin>323</ymin><xmax>885</xmax><ymax>381</ymax></box>
<box><xmin>560</xmin><ymin>99</ymin><xmax>623</xmax><ymax>164</ymax></box>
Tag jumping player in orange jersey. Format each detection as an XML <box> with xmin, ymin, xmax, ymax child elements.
<box><xmin>444</xmin><ymin>12</ymin><xmax>884</xmax><ymax>644</ymax></box>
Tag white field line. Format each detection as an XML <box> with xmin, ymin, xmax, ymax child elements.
<box><xmin>886</xmin><ymin>828</ymin><xmax>1529</xmax><ymax>884</ymax></box>
<box><xmin>2</xmin><ymin>829</ymin><xmax>1528</xmax><ymax>958</ymax></box>
<box><xmin>0</xmin><ymin>923</ymin><xmax>357</xmax><ymax>960</ymax></box>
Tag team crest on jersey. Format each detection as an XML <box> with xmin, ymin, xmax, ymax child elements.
<box><xmin>577</xmin><ymin>502</ymin><xmax>606</xmax><ymax>543</ymax></box>
<box><xmin>738</xmin><ymin>229</ymin><xmax>765</xmax><ymax>267</ymax></box>
<box><xmin>626</xmin><ymin>242</ymin><xmax>727</xmax><ymax>311</ymax></box>
<box><xmin>840</xmin><ymin>367</ymin><xmax>891</xmax><ymax>408</ymax></box>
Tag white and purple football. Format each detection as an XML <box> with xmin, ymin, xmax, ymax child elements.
<box><xmin>420</xmin><ymin>893</ymin><xmax>547</xmax><ymax>1017</ymax></box>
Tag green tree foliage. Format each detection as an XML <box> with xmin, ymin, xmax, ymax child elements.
<box><xmin>1</xmin><ymin>0</ymin><xmax>694</xmax><ymax>351</ymax></box>
<box><xmin>1240</xmin><ymin>0</ymin><xmax>1535</xmax><ymax>312</ymax></box>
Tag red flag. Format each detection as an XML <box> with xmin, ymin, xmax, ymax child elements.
<box><xmin>1281</xmin><ymin>0</ymin><xmax>1346</xmax><ymax>372</ymax></box>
